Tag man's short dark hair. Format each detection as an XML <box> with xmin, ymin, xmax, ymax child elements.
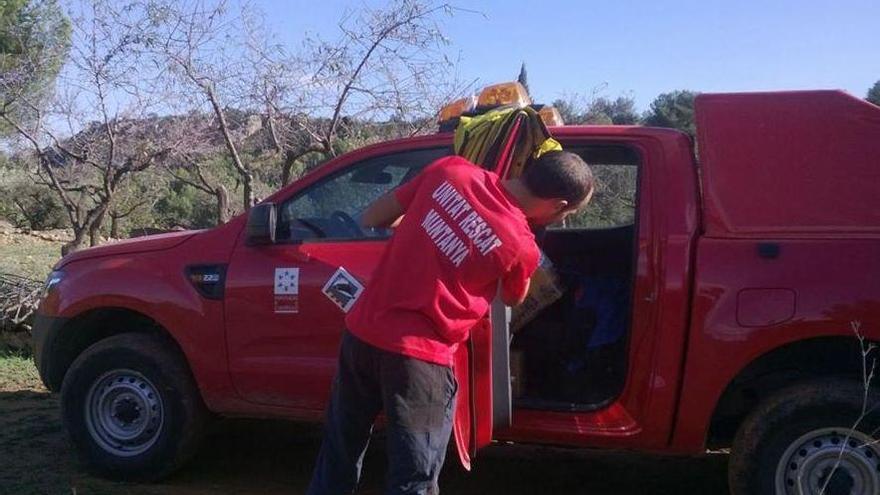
<box><xmin>522</xmin><ymin>151</ymin><xmax>594</xmax><ymax>204</ymax></box>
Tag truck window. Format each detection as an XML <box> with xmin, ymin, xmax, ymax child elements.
<box><xmin>550</xmin><ymin>145</ymin><xmax>639</xmax><ymax>230</ymax></box>
<box><xmin>277</xmin><ymin>147</ymin><xmax>449</xmax><ymax>242</ymax></box>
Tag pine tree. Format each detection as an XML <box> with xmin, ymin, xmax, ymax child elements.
<box><xmin>643</xmin><ymin>90</ymin><xmax>698</xmax><ymax>136</ymax></box>
<box><xmin>867</xmin><ymin>81</ymin><xmax>880</xmax><ymax>106</ymax></box>
<box><xmin>517</xmin><ymin>62</ymin><xmax>530</xmax><ymax>94</ymax></box>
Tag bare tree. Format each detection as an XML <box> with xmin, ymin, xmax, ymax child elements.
<box><xmin>106</xmin><ymin>170</ymin><xmax>165</xmax><ymax>238</ymax></box>
<box><xmin>3</xmin><ymin>0</ymin><xmax>470</xmax><ymax>245</ymax></box>
<box><xmin>1</xmin><ymin>0</ymin><xmax>175</xmax><ymax>254</ymax></box>
<box><xmin>0</xmin><ymin>0</ymin><xmax>70</xmax><ymax>138</ymax></box>
<box><xmin>167</xmin><ymin>156</ymin><xmax>231</xmax><ymax>224</ymax></box>
<box><xmin>245</xmin><ymin>0</ymin><xmax>467</xmax><ymax>185</ymax></box>
<box><xmin>165</xmin><ymin>147</ymin><xmax>233</xmax><ymax>226</ymax></box>
<box><xmin>139</xmin><ymin>0</ymin><xmax>467</xmax><ymax>219</ymax></box>
<box><xmin>139</xmin><ymin>0</ymin><xmax>261</xmax><ymax>208</ymax></box>
<box><xmin>147</xmin><ymin>110</ymin><xmax>237</xmax><ymax>225</ymax></box>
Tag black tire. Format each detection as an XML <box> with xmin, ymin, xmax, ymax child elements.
<box><xmin>60</xmin><ymin>332</ymin><xmax>209</xmax><ymax>481</ymax></box>
<box><xmin>729</xmin><ymin>377</ymin><xmax>880</xmax><ymax>495</ymax></box>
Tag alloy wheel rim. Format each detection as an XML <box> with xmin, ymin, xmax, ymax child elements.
<box><xmin>84</xmin><ymin>369</ymin><xmax>164</xmax><ymax>457</ymax></box>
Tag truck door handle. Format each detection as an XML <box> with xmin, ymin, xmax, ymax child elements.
<box><xmin>757</xmin><ymin>243</ymin><xmax>780</xmax><ymax>259</ymax></box>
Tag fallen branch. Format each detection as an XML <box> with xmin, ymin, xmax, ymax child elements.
<box><xmin>0</xmin><ymin>272</ymin><xmax>43</xmax><ymax>332</ymax></box>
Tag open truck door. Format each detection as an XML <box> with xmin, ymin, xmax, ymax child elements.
<box><xmin>451</xmin><ymin>301</ymin><xmax>513</xmax><ymax>470</ymax></box>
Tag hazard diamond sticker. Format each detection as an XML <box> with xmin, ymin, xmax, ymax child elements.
<box><xmin>321</xmin><ymin>266</ymin><xmax>365</xmax><ymax>313</ymax></box>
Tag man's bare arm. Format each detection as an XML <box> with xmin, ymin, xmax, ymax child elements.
<box><xmin>361</xmin><ymin>191</ymin><xmax>405</xmax><ymax>228</ymax></box>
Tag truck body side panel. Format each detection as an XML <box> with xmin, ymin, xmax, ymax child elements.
<box><xmin>38</xmin><ymin>219</ymin><xmax>245</xmax><ymax>412</ymax></box>
<box><xmin>671</xmin><ymin>237</ymin><xmax>880</xmax><ymax>451</ymax></box>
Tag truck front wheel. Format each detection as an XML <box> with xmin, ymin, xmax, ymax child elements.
<box><xmin>729</xmin><ymin>378</ymin><xmax>880</xmax><ymax>495</ymax></box>
<box><xmin>60</xmin><ymin>333</ymin><xmax>209</xmax><ymax>481</ymax></box>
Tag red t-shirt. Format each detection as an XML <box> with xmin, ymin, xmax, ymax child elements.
<box><xmin>346</xmin><ymin>156</ymin><xmax>541</xmax><ymax>366</ymax></box>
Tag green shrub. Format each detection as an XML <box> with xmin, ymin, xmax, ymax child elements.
<box><xmin>153</xmin><ymin>180</ymin><xmax>217</xmax><ymax>229</ymax></box>
<box><xmin>0</xmin><ymin>182</ymin><xmax>67</xmax><ymax>230</ymax></box>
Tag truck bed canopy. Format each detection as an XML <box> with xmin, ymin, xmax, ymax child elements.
<box><xmin>695</xmin><ymin>90</ymin><xmax>880</xmax><ymax>237</ymax></box>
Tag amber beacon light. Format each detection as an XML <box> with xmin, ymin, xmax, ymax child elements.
<box><xmin>537</xmin><ymin>106</ymin><xmax>565</xmax><ymax>126</ymax></box>
<box><xmin>438</xmin><ymin>95</ymin><xmax>477</xmax><ymax>124</ymax></box>
<box><xmin>477</xmin><ymin>81</ymin><xmax>532</xmax><ymax>109</ymax></box>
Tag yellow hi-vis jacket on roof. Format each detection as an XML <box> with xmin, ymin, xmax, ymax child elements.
<box><xmin>453</xmin><ymin>106</ymin><xmax>562</xmax><ymax>178</ymax></box>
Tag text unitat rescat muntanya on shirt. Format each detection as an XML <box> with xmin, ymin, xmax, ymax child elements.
<box><xmin>419</xmin><ymin>181</ymin><xmax>503</xmax><ymax>267</ymax></box>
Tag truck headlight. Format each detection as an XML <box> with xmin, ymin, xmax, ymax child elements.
<box><xmin>41</xmin><ymin>270</ymin><xmax>64</xmax><ymax>299</ymax></box>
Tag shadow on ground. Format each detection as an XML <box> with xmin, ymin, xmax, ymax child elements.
<box><xmin>0</xmin><ymin>387</ymin><xmax>729</xmax><ymax>494</ymax></box>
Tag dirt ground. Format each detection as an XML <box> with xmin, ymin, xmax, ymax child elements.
<box><xmin>0</xmin><ymin>355</ymin><xmax>730</xmax><ymax>495</ymax></box>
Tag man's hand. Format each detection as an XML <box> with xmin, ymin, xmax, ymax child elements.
<box><xmin>361</xmin><ymin>191</ymin><xmax>405</xmax><ymax>229</ymax></box>
<box><xmin>501</xmin><ymin>278</ymin><xmax>530</xmax><ymax>307</ymax></box>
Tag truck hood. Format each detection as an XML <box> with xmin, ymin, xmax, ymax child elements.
<box><xmin>55</xmin><ymin>230</ymin><xmax>200</xmax><ymax>269</ymax></box>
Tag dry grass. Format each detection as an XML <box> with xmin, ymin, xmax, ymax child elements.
<box><xmin>0</xmin><ymin>352</ymin><xmax>42</xmax><ymax>391</ymax></box>
<box><xmin>0</xmin><ymin>231</ymin><xmax>63</xmax><ymax>281</ymax></box>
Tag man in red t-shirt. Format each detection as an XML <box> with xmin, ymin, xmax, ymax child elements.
<box><xmin>308</xmin><ymin>151</ymin><xmax>594</xmax><ymax>495</ymax></box>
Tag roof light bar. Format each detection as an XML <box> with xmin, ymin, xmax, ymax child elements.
<box><xmin>437</xmin><ymin>81</ymin><xmax>565</xmax><ymax>131</ymax></box>
<box><xmin>476</xmin><ymin>81</ymin><xmax>531</xmax><ymax>110</ymax></box>
<box><xmin>438</xmin><ymin>95</ymin><xmax>477</xmax><ymax>124</ymax></box>
<box><xmin>537</xmin><ymin>106</ymin><xmax>565</xmax><ymax>126</ymax></box>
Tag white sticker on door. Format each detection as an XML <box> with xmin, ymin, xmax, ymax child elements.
<box><xmin>274</xmin><ymin>267</ymin><xmax>300</xmax><ymax>314</ymax></box>
<box><xmin>321</xmin><ymin>266</ymin><xmax>365</xmax><ymax>313</ymax></box>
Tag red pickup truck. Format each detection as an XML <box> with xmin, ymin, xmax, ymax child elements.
<box><xmin>33</xmin><ymin>90</ymin><xmax>880</xmax><ymax>495</ymax></box>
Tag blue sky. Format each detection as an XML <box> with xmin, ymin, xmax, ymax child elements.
<box><xmin>261</xmin><ymin>0</ymin><xmax>880</xmax><ymax>111</ymax></box>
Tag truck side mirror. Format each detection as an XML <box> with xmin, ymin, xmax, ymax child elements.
<box><xmin>245</xmin><ymin>202</ymin><xmax>277</xmax><ymax>245</ymax></box>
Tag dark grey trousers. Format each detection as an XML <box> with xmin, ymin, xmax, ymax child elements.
<box><xmin>306</xmin><ymin>331</ymin><xmax>457</xmax><ymax>495</ymax></box>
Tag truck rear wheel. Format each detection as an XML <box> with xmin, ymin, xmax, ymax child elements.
<box><xmin>729</xmin><ymin>378</ymin><xmax>880</xmax><ymax>495</ymax></box>
<box><xmin>60</xmin><ymin>333</ymin><xmax>209</xmax><ymax>481</ymax></box>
